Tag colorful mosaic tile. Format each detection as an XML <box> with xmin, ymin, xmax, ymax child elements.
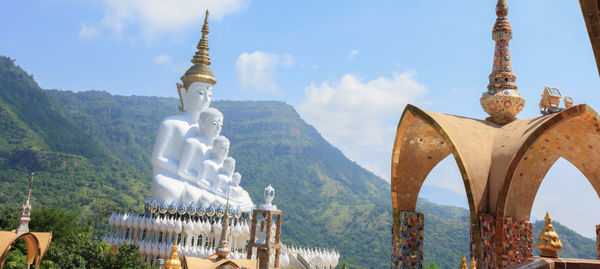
<box><xmin>596</xmin><ymin>225</ymin><xmax>600</xmax><ymax>260</ymax></box>
<box><xmin>500</xmin><ymin>217</ymin><xmax>532</xmax><ymax>267</ymax></box>
<box><xmin>391</xmin><ymin>211</ymin><xmax>424</xmax><ymax>269</ymax></box>
<box><xmin>478</xmin><ymin>214</ymin><xmax>497</xmax><ymax>269</ymax></box>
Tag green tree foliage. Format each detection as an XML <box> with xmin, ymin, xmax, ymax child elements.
<box><xmin>424</xmin><ymin>262</ymin><xmax>440</xmax><ymax>269</ymax></box>
<box><xmin>0</xmin><ymin>207</ymin><xmax>147</xmax><ymax>269</ymax></box>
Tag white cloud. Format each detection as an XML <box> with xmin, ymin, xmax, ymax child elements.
<box><xmin>297</xmin><ymin>72</ymin><xmax>427</xmax><ymax>179</ymax></box>
<box><xmin>235</xmin><ymin>51</ymin><xmax>294</xmax><ymax>92</ymax></box>
<box><xmin>79</xmin><ymin>23</ymin><xmax>100</xmax><ymax>40</ymax></box>
<box><xmin>153</xmin><ymin>55</ymin><xmax>172</xmax><ymax>65</ymax></box>
<box><xmin>348</xmin><ymin>49</ymin><xmax>359</xmax><ymax>60</ymax></box>
<box><xmin>88</xmin><ymin>0</ymin><xmax>249</xmax><ymax>39</ymax></box>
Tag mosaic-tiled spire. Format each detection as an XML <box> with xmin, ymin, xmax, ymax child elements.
<box><xmin>480</xmin><ymin>0</ymin><xmax>525</xmax><ymax>125</ymax></box>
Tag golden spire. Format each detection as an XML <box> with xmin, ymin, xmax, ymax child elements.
<box><xmin>536</xmin><ymin>212</ymin><xmax>563</xmax><ymax>258</ymax></box>
<box><xmin>459</xmin><ymin>254</ymin><xmax>469</xmax><ymax>269</ymax></box>
<box><xmin>164</xmin><ymin>241</ymin><xmax>182</xmax><ymax>269</ymax></box>
<box><xmin>470</xmin><ymin>256</ymin><xmax>477</xmax><ymax>269</ymax></box>
<box><xmin>216</xmin><ymin>192</ymin><xmax>231</xmax><ymax>260</ymax></box>
<box><xmin>496</xmin><ymin>0</ymin><xmax>508</xmax><ymax>16</ymax></box>
<box><xmin>180</xmin><ymin>9</ymin><xmax>217</xmax><ymax>89</ymax></box>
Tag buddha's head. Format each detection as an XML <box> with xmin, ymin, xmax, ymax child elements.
<box><xmin>232</xmin><ymin>172</ymin><xmax>241</xmax><ymax>187</ymax></box>
<box><xmin>178</xmin><ymin>82</ymin><xmax>213</xmax><ymax>113</ymax></box>
<box><xmin>212</xmin><ymin>136</ymin><xmax>230</xmax><ymax>161</ymax></box>
<box><xmin>198</xmin><ymin>108</ymin><xmax>223</xmax><ymax>139</ymax></box>
<box><xmin>222</xmin><ymin>157</ymin><xmax>236</xmax><ymax>175</ymax></box>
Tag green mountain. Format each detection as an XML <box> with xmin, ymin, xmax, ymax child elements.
<box><xmin>0</xmin><ymin>56</ymin><xmax>596</xmax><ymax>268</ymax></box>
<box><xmin>0</xmin><ymin>57</ymin><xmax>148</xmax><ymax>216</ymax></box>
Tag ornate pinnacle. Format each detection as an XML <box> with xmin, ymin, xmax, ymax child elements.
<box><xmin>536</xmin><ymin>212</ymin><xmax>563</xmax><ymax>258</ymax></box>
<box><xmin>16</xmin><ymin>172</ymin><xmax>34</xmax><ymax>234</ymax></box>
<box><xmin>496</xmin><ymin>0</ymin><xmax>508</xmax><ymax>16</ymax></box>
<box><xmin>180</xmin><ymin>9</ymin><xmax>216</xmax><ymax>88</ymax></box>
<box><xmin>480</xmin><ymin>0</ymin><xmax>525</xmax><ymax>125</ymax></box>
<box><xmin>459</xmin><ymin>254</ymin><xmax>469</xmax><ymax>269</ymax></box>
<box><xmin>216</xmin><ymin>192</ymin><xmax>231</xmax><ymax>259</ymax></box>
<box><xmin>193</xmin><ymin>9</ymin><xmax>211</xmax><ymax>67</ymax></box>
<box><xmin>470</xmin><ymin>257</ymin><xmax>477</xmax><ymax>269</ymax></box>
<box><xmin>164</xmin><ymin>241</ymin><xmax>182</xmax><ymax>269</ymax></box>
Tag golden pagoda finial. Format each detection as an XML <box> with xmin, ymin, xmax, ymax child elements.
<box><xmin>180</xmin><ymin>8</ymin><xmax>216</xmax><ymax>89</ymax></box>
<box><xmin>496</xmin><ymin>0</ymin><xmax>508</xmax><ymax>16</ymax></box>
<box><xmin>536</xmin><ymin>212</ymin><xmax>563</xmax><ymax>258</ymax></box>
<box><xmin>216</xmin><ymin>191</ymin><xmax>231</xmax><ymax>260</ymax></box>
<box><xmin>164</xmin><ymin>241</ymin><xmax>182</xmax><ymax>269</ymax></box>
<box><xmin>470</xmin><ymin>256</ymin><xmax>477</xmax><ymax>269</ymax></box>
<box><xmin>459</xmin><ymin>253</ymin><xmax>469</xmax><ymax>269</ymax></box>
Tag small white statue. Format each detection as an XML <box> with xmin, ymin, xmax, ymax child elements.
<box><xmin>151</xmin><ymin>82</ymin><xmax>213</xmax><ymax>204</ymax></box>
<box><xmin>259</xmin><ymin>185</ymin><xmax>277</xmax><ymax>210</ymax></box>
<box><xmin>179</xmin><ymin>136</ymin><xmax>230</xmax><ymax>204</ymax></box>
<box><xmin>178</xmin><ymin>108</ymin><xmax>224</xmax><ymax>185</ymax></box>
<box><xmin>228</xmin><ymin>172</ymin><xmax>253</xmax><ymax>207</ymax></box>
<box><xmin>199</xmin><ymin>136</ymin><xmax>230</xmax><ymax>182</ymax></box>
<box><xmin>214</xmin><ymin>157</ymin><xmax>235</xmax><ymax>194</ymax></box>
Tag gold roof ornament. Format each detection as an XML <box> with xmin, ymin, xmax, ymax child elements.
<box><xmin>480</xmin><ymin>0</ymin><xmax>526</xmax><ymax>125</ymax></box>
<box><xmin>164</xmin><ymin>241</ymin><xmax>182</xmax><ymax>269</ymax></box>
<box><xmin>215</xmin><ymin>192</ymin><xmax>231</xmax><ymax>260</ymax></box>
<box><xmin>470</xmin><ymin>256</ymin><xmax>477</xmax><ymax>269</ymax></box>
<box><xmin>180</xmin><ymin>9</ymin><xmax>217</xmax><ymax>89</ymax></box>
<box><xmin>536</xmin><ymin>212</ymin><xmax>563</xmax><ymax>258</ymax></box>
<box><xmin>459</xmin><ymin>253</ymin><xmax>469</xmax><ymax>269</ymax></box>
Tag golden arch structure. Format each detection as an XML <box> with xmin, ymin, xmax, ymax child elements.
<box><xmin>0</xmin><ymin>231</ymin><xmax>52</xmax><ymax>269</ymax></box>
<box><xmin>391</xmin><ymin>104</ymin><xmax>600</xmax><ymax>268</ymax></box>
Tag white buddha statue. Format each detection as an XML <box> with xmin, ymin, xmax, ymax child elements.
<box><xmin>179</xmin><ymin>136</ymin><xmax>230</xmax><ymax>204</ymax></box>
<box><xmin>213</xmin><ymin>157</ymin><xmax>235</xmax><ymax>194</ymax></box>
<box><xmin>178</xmin><ymin>108</ymin><xmax>223</xmax><ymax>186</ymax></box>
<box><xmin>151</xmin><ymin>82</ymin><xmax>213</xmax><ymax>204</ymax></box>
<box><xmin>200</xmin><ymin>136</ymin><xmax>230</xmax><ymax>181</ymax></box>
<box><xmin>151</xmin><ymin>10</ymin><xmax>217</xmax><ymax>204</ymax></box>
<box><xmin>228</xmin><ymin>172</ymin><xmax>252</xmax><ymax>205</ymax></box>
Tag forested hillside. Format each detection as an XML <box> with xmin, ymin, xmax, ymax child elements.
<box><xmin>0</xmin><ymin>56</ymin><xmax>596</xmax><ymax>268</ymax></box>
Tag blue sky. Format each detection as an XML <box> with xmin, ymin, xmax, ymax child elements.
<box><xmin>2</xmin><ymin>0</ymin><xmax>600</xmax><ymax>238</ymax></box>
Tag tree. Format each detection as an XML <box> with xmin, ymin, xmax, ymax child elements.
<box><xmin>0</xmin><ymin>207</ymin><xmax>148</xmax><ymax>268</ymax></box>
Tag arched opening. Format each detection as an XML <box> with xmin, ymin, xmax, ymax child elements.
<box><xmin>496</xmin><ymin>105</ymin><xmax>600</xmax><ymax>265</ymax></box>
<box><xmin>2</xmin><ymin>238</ymin><xmax>27</xmax><ymax>269</ymax></box>
<box><xmin>0</xmin><ymin>232</ymin><xmax>43</xmax><ymax>269</ymax></box>
<box><xmin>417</xmin><ymin>155</ymin><xmax>470</xmax><ymax>268</ymax></box>
<box><xmin>391</xmin><ymin>105</ymin><xmax>488</xmax><ymax>267</ymax></box>
<box><xmin>530</xmin><ymin>157</ymin><xmax>600</xmax><ymax>259</ymax></box>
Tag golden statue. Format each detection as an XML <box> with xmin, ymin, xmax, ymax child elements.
<box><xmin>535</xmin><ymin>212</ymin><xmax>563</xmax><ymax>258</ymax></box>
